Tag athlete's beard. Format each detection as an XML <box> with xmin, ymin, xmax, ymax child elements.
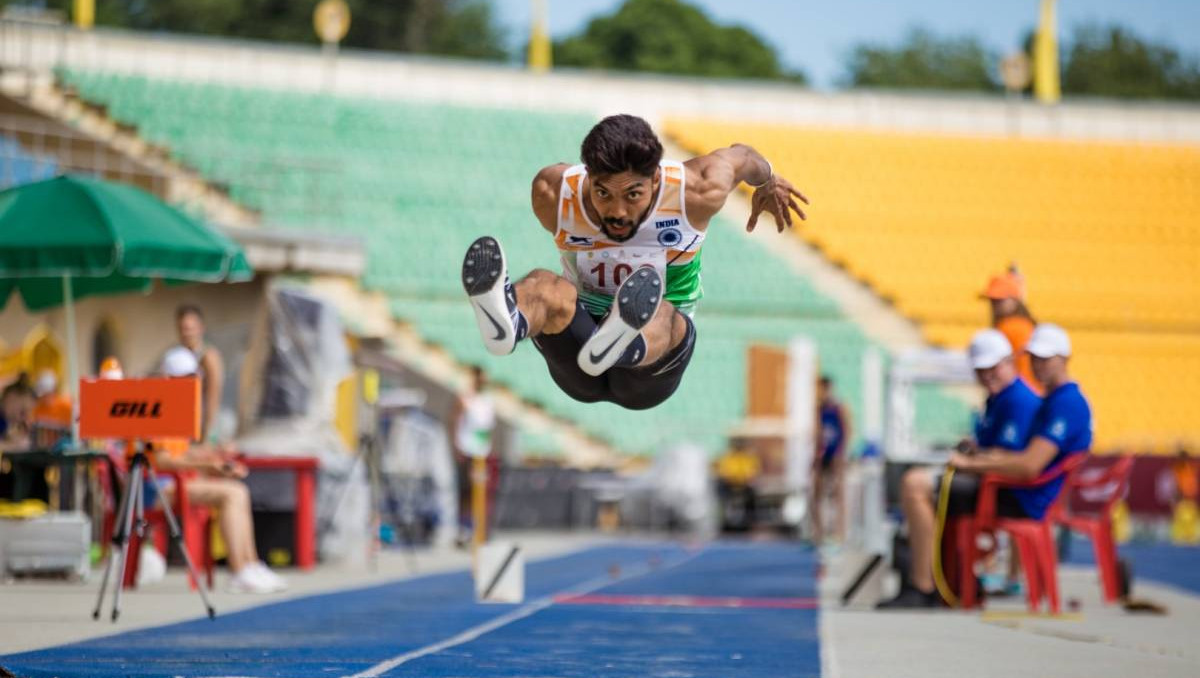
<box><xmin>600</xmin><ymin>204</ymin><xmax>653</xmax><ymax>242</ymax></box>
<box><xmin>601</xmin><ymin>219</ymin><xmax>638</xmax><ymax>242</ymax></box>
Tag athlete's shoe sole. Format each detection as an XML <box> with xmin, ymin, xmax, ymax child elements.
<box><xmin>463</xmin><ymin>236</ymin><xmax>518</xmax><ymax>356</ymax></box>
<box><xmin>577</xmin><ymin>266</ymin><xmax>663</xmax><ymax>377</ymax></box>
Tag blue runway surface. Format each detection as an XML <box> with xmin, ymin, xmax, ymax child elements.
<box><xmin>1064</xmin><ymin>539</ymin><xmax>1200</xmax><ymax>596</ymax></box>
<box><xmin>0</xmin><ymin>542</ymin><xmax>822</xmax><ymax>678</ymax></box>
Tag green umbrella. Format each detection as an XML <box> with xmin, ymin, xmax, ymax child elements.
<box><xmin>0</xmin><ymin>175</ymin><xmax>254</xmax><ymax>439</ymax></box>
<box><xmin>0</xmin><ymin>175</ymin><xmax>252</xmax><ymax>309</ymax></box>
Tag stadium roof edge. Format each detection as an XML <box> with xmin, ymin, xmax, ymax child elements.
<box><xmin>7</xmin><ymin>20</ymin><xmax>1200</xmax><ymax>143</ymax></box>
<box><xmin>65</xmin><ymin>24</ymin><xmax>1200</xmax><ymax>113</ymax></box>
<box><xmin>226</xmin><ymin>225</ymin><xmax>365</xmax><ymax>277</ymax></box>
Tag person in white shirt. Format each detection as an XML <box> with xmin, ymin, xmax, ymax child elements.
<box><xmin>451</xmin><ymin>366</ymin><xmax>498</xmax><ymax>546</ymax></box>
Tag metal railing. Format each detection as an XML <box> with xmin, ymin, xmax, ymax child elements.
<box><xmin>0</xmin><ymin>112</ymin><xmax>164</xmax><ymax>193</ymax></box>
<box><xmin>0</xmin><ymin>113</ymin><xmax>345</xmax><ymax>227</ymax></box>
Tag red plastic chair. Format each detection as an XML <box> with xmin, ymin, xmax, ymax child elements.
<box><xmin>953</xmin><ymin>453</ymin><xmax>1088</xmax><ymax>613</ymax></box>
<box><xmin>105</xmin><ymin>463</ymin><xmax>215</xmax><ymax>591</ymax></box>
<box><xmin>1051</xmin><ymin>456</ymin><xmax>1133</xmax><ymax>603</ymax></box>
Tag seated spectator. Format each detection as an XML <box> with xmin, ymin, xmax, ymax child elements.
<box><xmin>954</xmin><ymin>325</ymin><xmax>1092</xmax><ymax>515</ymax></box>
<box><xmin>32</xmin><ymin>369</ymin><xmax>72</xmax><ymax>426</ymax></box>
<box><xmin>151</xmin><ymin>346</ymin><xmax>287</xmax><ymax>594</ymax></box>
<box><xmin>716</xmin><ymin>438</ymin><xmax>761</xmax><ymax>532</ymax></box>
<box><xmin>1171</xmin><ymin>447</ymin><xmax>1199</xmax><ymax>543</ymax></box>
<box><xmin>31</xmin><ymin>369</ymin><xmax>73</xmax><ymax>448</ymax></box>
<box><xmin>1</xmin><ymin>374</ymin><xmax>35</xmax><ymax>454</ymax></box>
<box><xmin>878</xmin><ymin>329</ymin><xmax>1043</xmax><ymax>609</ymax></box>
<box><xmin>175</xmin><ymin>304</ymin><xmax>224</xmax><ymax>444</ymax></box>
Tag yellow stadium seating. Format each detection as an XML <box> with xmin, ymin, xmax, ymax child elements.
<box><xmin>668</xmin><ymin>119</ymin><xmax>1200</xmax><ymax>453</ymax></box>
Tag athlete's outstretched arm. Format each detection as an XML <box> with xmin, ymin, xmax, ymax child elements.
<box><xmin>531</xmin><ymin>163</ymin><xmax>569</xmax><ymax>234</ymax></box>
<box><xmin>684</xmin><ymin>144</ymin><xmax>808</xmax><ymax>233</ymax></box>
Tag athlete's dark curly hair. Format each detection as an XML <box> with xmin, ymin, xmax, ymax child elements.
<box><xmin>580</xmin><ymin>114</ymin><xmax>663</xmax><ymax>177</ymax></box>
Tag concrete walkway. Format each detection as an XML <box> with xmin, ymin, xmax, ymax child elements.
<box><xmin>821</xmin><ymin>554</ymin><xmax>1199</xmax><ymax>678</ymax></box>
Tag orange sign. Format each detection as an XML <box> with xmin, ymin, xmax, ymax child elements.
<box><xmin>79</xmin><ymin>377</ymin><xmax>201</xmax><ymax>440</ymax></box>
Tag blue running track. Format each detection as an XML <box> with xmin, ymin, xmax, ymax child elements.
<box><xmin>0</xmin><ymin>541</ymin><xmax>822</xmax><ymax>678</ymax></box>
<box><xmin>1065</xmin><ymin>539</ymin><xmax>1200</xmax><ymax>596</ymax></box>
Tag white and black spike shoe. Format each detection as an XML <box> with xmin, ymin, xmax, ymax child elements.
<box><xmin>463</xmin><ymin>236</ymin><xmax>523</xmax><ymax>356</ymax></box>
<box><xmin>577</xmin><ymin>266</ymin><xmax>663</xmax><ymax>377</ymax></box>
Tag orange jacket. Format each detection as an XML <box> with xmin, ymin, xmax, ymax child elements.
<box><xmin>996</xmin><ymin>315</ymin><xmax>1041</xmax><ymax>394</ymax></box>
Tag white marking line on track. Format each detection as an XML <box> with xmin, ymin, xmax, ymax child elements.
<box><xmin>343</xmin><ymin>548</ymin><xmax>705</xmax><ymax>678</ymax></box>
<box><xmin>819</xmin><ymin>600</ymin><xmax>841</xmax><ymax>678</ymax></box>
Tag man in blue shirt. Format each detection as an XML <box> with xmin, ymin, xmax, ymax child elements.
<box><xmin>879</xmin><ymin>329</ymin><xmax>1042</xmax><ymax>609</ymax></box>
<box><xmin>950</xmin><ymin>324</ymin><xmax>1092</xmax><ymax>518</ymax></box>
<box><xmin>811</xmin><ymin>375</ymin><xmax>851</xmax><ymax>546</ymax></box>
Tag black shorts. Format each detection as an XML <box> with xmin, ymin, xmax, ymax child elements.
<box><xmin>531</xmin><ymin>301</ymin><xmax>697</xmax><ymax>411</ymax></box>
<box><xmin>934</xmin><ymin>472</ymin><xmax>1030</xmax><ymax>519</ymax></box>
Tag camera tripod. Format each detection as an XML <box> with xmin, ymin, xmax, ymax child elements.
<box><xmin>92</xmin><ymin>443</ymin><xmax>216</xmax><ymax>622</ymax></box>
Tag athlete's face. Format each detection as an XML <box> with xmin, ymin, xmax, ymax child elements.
<box><xmin>588</xmin><ymin>169</ymin><xmax>660</xmax><ymax>242</ymax></box>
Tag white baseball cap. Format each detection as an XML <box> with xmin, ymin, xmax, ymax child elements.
<box><xmin>161</xmin><ymin>346</ymin><xmax>199</xmax><ymax>377</ymax></box>
<box><xmin>34</xmin><ymin>369</ymin><xmax>58</xmax><ymax>397</ymax></box>
<box><xmin>1026</xmin><ymin>323</ymin><xmax>1072</xmax><ymax>358</ymax></box>
<box><xmin>968</xmin><ymin>329</ymin><xmax>1013</xmax><ymax>369</ymax></box>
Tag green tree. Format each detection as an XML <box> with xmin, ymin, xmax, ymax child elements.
<box><xmin>343</xmin><ymin>0</ymin><xmax>506</xmax><ymax>59</ymax></box>
<box><xmin>1062</xmin><ymin>24</ymin><xmax>1200</xmax><ymax>101</ymax></box>
<box><xmin>552</xmin><ymin>0</ymin><xmax>805</xmax><ymax>83</ymax></box>
<box><xmin>843</xmin><ymin>28</ymin><xmax>999</xmax><ymax>92</ymax></box>
<box><xmin>26</xmin><ymin>0</ymin><xmax>507</xmax><ymax>60</ymax></box>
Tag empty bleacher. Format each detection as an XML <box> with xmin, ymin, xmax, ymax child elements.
<box><xmin>667</xmin><ymin>118</ymin><xmax>1200</xmax><ymax>451</ymax></box>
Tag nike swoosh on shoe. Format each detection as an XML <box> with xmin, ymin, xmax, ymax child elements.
<box><xmin>587</xmin><ymin>335</ymin><xmax>623</xmax><ymax>364</ymax></box>
<box><xmin>477</xmin><ymin>304</ymin><xmax>507</xmax><ymax>341</ymax></box>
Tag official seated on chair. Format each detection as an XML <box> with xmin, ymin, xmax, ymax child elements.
<box><xmin>151</xmin><ymin>346</ymin><xmax>287</xmax><ymax>595</ymax></box>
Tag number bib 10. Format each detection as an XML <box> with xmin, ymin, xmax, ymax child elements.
<box><xmin>576</xmin><ymin>247</ymin><xmax>667</xmax><ymax>296</ymax></box>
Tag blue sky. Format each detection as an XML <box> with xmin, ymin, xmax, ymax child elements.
<box><xmin>490</xmin><ymin>0</ymin><xmax>1200</xmax><ymax>89</ymax></box>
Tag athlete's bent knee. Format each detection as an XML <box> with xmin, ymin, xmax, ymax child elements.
<box><xmin>521</xmin><ymin>270</ymin><xmax>577</xmax><ymax>321</ymax></box>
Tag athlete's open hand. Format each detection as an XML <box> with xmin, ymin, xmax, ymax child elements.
<box><xmin>747</xmin><ymin>175</ymin><xmax>808</xmax><ymax>233</ymax></box>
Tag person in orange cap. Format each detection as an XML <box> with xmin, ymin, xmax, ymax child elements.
<box><xmin>31</xmin><ymin>369</ymin><xmax>73</xmax><ymax>433</ymax></box>
<box><xmin>98</xmin><ymin>357</ymin><xmax>124</xmax><ymax>380</ymax></box>
<box><xmin>981</xmin><ymin>267</ymin><xmax>1040</xmax><ymax>393</ymax></box>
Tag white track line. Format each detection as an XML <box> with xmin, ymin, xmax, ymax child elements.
<box><xmin>343</xmin><ymin>548</ymin><xmax>705</xmax><ymax>678</ymax></box>
<box><xmin>819</xmin><ymin>602</ymin><xmax>841</xmax><ymax>678</ymax></box>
